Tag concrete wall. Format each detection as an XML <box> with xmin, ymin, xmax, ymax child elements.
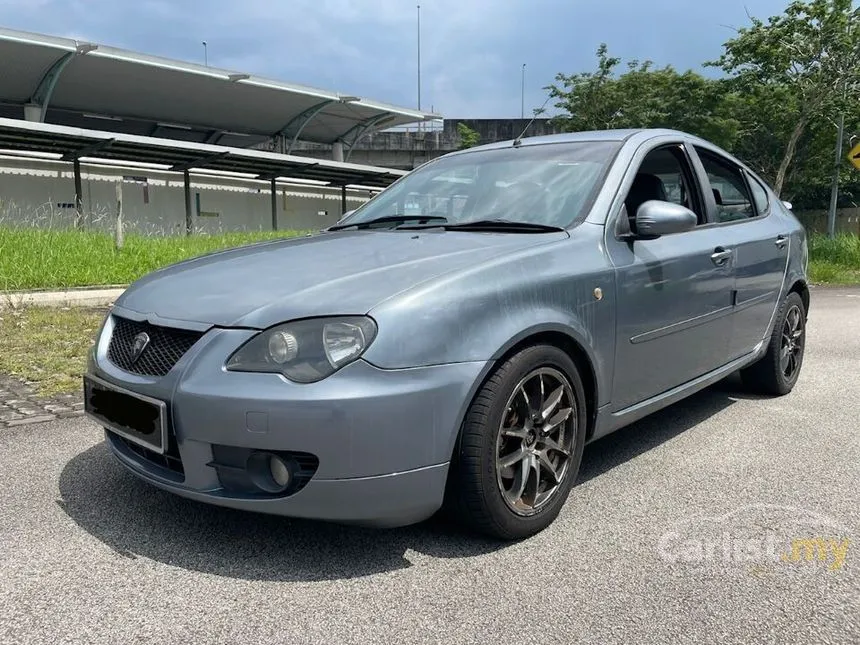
<box><xmin>0</xmin><ymin>157</ymin><xmax>373</xmax><ymax>234</ymax></box>
<box><xmin>284</xmin><ymin>118</ymin><xmax>563</xmax><ymax>170</ymax></box>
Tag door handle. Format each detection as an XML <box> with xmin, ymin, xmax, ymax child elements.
<box><xmin>711</xmin><ymin>248</ymin><xmax>733</xmax><ymax>266</ymax></box>
<box><xmin>775</xmin><ymin>234</ymin><xmax>789</xmax><ymax>249</ymax></box>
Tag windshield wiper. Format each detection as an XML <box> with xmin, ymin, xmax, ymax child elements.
<box><xmin>400</xmin><ymin>218</ymin><xmax>565</xmax><ymax>233</ymax></box>
<box><xmin>328</xmin><ymin>214</ymin><xmax>448</xmax><ymax>231</ymax></box>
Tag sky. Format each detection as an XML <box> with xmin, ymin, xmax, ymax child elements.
<box><xmin>0</xmin><ymin>0</ymin><xmax>793</xmax><ymax>119</ymax></box>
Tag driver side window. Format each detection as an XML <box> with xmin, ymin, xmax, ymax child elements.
<box><xmin>623</xmin><ymin>145</ymin><xmax>704</xmax><ymax>233</ymax></box>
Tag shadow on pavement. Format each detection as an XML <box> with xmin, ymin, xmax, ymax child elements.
<box><xmin>57</xmin><ymin>376</ymin><xmax>749</xmax><ymax>582</ymax></box>
<box><xmin>579</xmin><ymin>377</ymin><xmax>745</xmax><ymax>484</ymax></box>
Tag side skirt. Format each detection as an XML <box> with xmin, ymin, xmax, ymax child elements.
<box><xmin>588</xmin><ymin>345</ymin><xmax>766</xmax><ymax>443</ymax></box>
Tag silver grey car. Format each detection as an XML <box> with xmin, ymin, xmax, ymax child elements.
<box><xmin>84</xmin><ymin>129</ymin><xmax>809</xmax><ymax>540</ymax></box>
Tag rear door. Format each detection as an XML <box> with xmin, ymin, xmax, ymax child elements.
<box><xmin>689</xmin><ymin>147</ymin><xmax>789</xmax><ymax>360</ymax></box>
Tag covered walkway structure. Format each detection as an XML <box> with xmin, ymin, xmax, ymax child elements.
<box><xmin>0</xmin><ymin>117</ymin><xmax>407</xmax><ymax>233</ymax></box>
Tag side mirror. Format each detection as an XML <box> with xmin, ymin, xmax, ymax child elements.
<box><xmin>336</xmin><ymin>209</ymin><xmax>356</xmax><ymax>224</ymax></box>
<box><xmin>635</xmin><ymin>200</ymin><xmax>697</xmax><ymax>238</ymax></box>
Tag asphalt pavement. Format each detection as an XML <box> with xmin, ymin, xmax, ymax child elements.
<box><xmin>1</xmin><ymin>287</ymin><xmax>858</xmax><ymax>645</ymax></box>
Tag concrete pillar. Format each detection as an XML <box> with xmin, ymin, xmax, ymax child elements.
<box><xmin>23</xmin><ymin>104</ymin><xmax>43</xmax><ymax>122</ymax></box>
<box><xmin>271</xmin><ymin>178</ymin><xmax>278</xmax><ymax>231</ymax></box>
<box><xmin>184</xmin><ymin>170</ymin><xmax>193</xmax><ymax>236</ymax></box>
<box><xmin>332</xmin><ymin>140</ymin><xmax>344</xmax><ymax>162</ymax></box>
<box><xmin>73</xmin><ymin>159</ymin><xmax>84</xmax><ymax>228</ymax></box>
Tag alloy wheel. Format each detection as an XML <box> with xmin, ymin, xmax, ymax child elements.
<box><xmin>495</xmin><ymin>367</ymin><xmax>576</xmax><ymax>516</ymax></box>
<box><xmin>780</xmin><ymin>304</ymin><xmax>804</xmax><ymax>379</ymax></box>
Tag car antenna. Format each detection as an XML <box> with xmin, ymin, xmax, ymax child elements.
<box><xmin>513</xmin><ymin>95</ymin><xmax>553</xmax><ymax>147</ymax></box>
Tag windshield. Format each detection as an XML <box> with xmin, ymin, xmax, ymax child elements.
<box><xmin>340</xmin><ymin>141</ymin><xmax>620</xmax><ymax>229</ymax></box>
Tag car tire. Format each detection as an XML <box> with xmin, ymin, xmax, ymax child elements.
<box><xmin>740</xmin><ymin>291</ymin><xmax>806</xmax><ymax>396</ymax></box>
<box><xmin>445</xmin><ymin>345</ymin><xmax>587</xmax><ymax>540</ymax></box>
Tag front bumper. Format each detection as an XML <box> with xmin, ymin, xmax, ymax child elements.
<box><xmin>87</xmin><ymin>311</ymin><xmax>489</xmax><ymax>527</ymax></box>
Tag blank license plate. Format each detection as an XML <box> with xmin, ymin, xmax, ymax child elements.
<box><xmin>83</xmin><ymin>375</ymin><xmax>167</xmax><ymax>453</ymax></box>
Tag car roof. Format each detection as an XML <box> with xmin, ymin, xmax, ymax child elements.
<box><xmin>449</xmin><ymin>128</ymin><xmax>689</xmax><ymax>155</ymax></box>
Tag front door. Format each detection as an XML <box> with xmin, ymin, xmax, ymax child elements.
<box><xmin>607</xmin><ymin>143</ymin><xmax>734</xmax><ymax>412</ymax></box>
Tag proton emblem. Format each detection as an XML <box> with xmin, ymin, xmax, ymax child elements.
<box><xmin>130</xmin><ymin>332</ymin><xmax>150</xmax><ymax>364</ymax></box>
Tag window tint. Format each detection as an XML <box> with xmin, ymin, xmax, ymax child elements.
<box><xmin>748</xmin><ymin>175</ymin><xmax>770</xmax><ymax>215</ymax></box>
<box><xmin>695</xmin><ymin>148</ymin><xmax>755</xmax><ymax>222</ymax></box>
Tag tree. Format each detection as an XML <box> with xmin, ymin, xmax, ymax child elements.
<box><xmin>456</xmin><ymin>122</ymin><xmax>481</xmax><ymax>149</ymax></box>
<box><xmin>711</xmin><ymin>0</ymin><xmax>860</xmax><ymax>196</ymax></box>
<box><xmin>547</xmin><ymin>45</ymin><xmax>740</xmax><ymax>150</ymax></box>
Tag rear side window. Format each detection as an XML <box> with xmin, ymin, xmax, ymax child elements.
<box><xmin>694</xmin><ymin>148</ymin><xmax>755</xmax><ymax>223</ymax></box>
<box><xmin>748</xmin><ymin>175</ymin><xmax>770</xmax><ymax>215</ymax></box>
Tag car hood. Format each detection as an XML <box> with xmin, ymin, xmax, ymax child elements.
<box><xmin>116</xmin><ymin>230</ymin><xmax>568</xmax><ymax>328</ymax></box>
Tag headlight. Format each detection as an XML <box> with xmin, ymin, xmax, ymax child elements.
<box><xmin>226</xmin><ymin>316</ymin><xmax>377</xmax><ymax>383</ymax></box>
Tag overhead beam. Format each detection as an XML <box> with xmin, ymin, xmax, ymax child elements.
<box><xmin>257</xmin><ymin>163</ymin><xmax>318</xmax><ymax>181</ymax></box>
<box><xmin>28</xmin><ymin>44</ymin><xmax>98</xmax><ymax>123</ymax></box>
<box><xmin>343</xmin><ymin>113</ymin><xmax>397</xmax><ymax>162</ymax></box>
<box><xmin>276</xmin><ymin>99</ymin><xmax>336</xmax><ymax>155</ymax></box>
<box><xmin>61</xmin><ymin>137</ymin><xmax>115</xmax><ymax>161</ymax></box>
<box><xmin>170</xmin><ymin>151</ymin><xmax>230</xmax><ymax>172</ymax></box>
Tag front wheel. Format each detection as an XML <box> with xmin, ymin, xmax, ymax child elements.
<box><xmin>445</xmin><ymin>345</ymin><xmax>587</xmax><ymax>540</ymax></box>
<box><xmin>741</xmin><ymin>291</ymin><xmax>806</xmax><ymax>395</ymax></box>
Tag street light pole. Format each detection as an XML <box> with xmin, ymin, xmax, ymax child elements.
<box><xmin>417</xmin><ymin>5</ymin><xmax>421</xmax><ymax>112</ymax></box>
<box><xmin>521</xmin><ymin>63</ymin><xmax>526</xmax><ymax>119</ymax></box>
<box><xmin>202</xmin><ymin>40</ymin><xmax>208</xmax><ymax>67</ymax></box>
<box><xmin>826</xmin><ymin>112</ymin><xmax>845</xmax><ymax>238</ymax></box>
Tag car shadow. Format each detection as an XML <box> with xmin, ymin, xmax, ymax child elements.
<box><xmin>56</xmin><ymin>376</ymin><xmax>753</xmax><ymax>582</ymax></box>
<box><xmin>577</xmin><ymin>377</ymin><xmax>744</xmax><ymax>484</ymax></box>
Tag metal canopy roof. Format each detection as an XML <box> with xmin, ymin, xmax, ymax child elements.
<box><xmin>0</xmin><ymin>27</ymin><xmax>438</xmax><ymax>149</ymax></box>
<box><xmin>0</xmin><ymin>117</ymin><xmax>408</xmax><ymax>188</ymax></box>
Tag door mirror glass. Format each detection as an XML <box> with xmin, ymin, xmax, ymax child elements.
<box><xmin>635</xmin><ymin>200</ymin><xmax>697</xmax><ymax>238</ymax></box>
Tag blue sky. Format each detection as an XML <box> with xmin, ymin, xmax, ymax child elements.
<box><xmin>0</xmin><ymin>0</ymin><xmax>792</xmax><ymax>118</ymax></box>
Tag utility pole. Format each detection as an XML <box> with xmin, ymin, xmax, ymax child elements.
<box><xmin>202</xmin><ymin>40</ymin><xmax>208</xmax><ymax>67</ymax></box>
<box><xmin>827</xmin><ymin>113</ymin><xmax>845</xmax><ymax>238</ymax></box>
<box><xmin>521</xmin><ymin>63</ymin><xmax>526</xmax><ymax>119</ymax></box>
<box><xmin>417</xmin><ymin>5</ymin><xmax>421</xmax><ymax>112</ymax></box>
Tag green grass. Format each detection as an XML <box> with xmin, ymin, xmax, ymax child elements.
<box><xmin>0</xmin><ymin>306</ymin><xmax>104</xmax><ymax>396</ymax></box>
<box><xmin>808</xmin><ymin>233</ymin><xmax>860</xmax><ymax>285</ymax></box>
<box><xmin>0</xmin><ymin>228</ymin><xmax>310</xmax><ymax>291</ymax></box>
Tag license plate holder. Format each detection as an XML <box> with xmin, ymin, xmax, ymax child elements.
<box><xmin>84</xmin><ymin>375</ymin><xmax>167</xmax><ymax>454</ymax></box>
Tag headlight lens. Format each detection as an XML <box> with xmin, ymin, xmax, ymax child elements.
<box><xmin>226</xmin><ymin>316</ymin><xmax>377</xmax><ymax>383</ymax></box>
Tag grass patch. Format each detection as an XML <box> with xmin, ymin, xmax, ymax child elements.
<box><xmin>808</xmin><ymin>233</ymin><xmax>860</xmax><ymax>285</ymax></box>
<box><xmin>0</xmin><ymin>307</ymin><xmax>104</xmax><ymax>397</ymax></box>
<box><xmin>0</xmin><ymin>227</ymin><xmax>311</xmax><ymax>291</ymax></box>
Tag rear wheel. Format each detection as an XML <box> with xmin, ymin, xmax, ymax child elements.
<box><xmin>740</xmin><ymin>291</ymin><xmax>806</xmax><ymax>395</ymax></box>
<box><xmin>445</xmin><ymin>345</ymin><xmax>587</xmax><ymax>540</ymax></box>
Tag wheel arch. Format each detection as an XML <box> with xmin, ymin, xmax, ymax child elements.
<box><xmin>454</xmin><ymin>327</ymin><xmax>600</xmax><ymax>452</ymax></box>
<box><xmin>788</xmin><ymin>279</ymin><xmax>810</xmax><ymax>318</ymax></box>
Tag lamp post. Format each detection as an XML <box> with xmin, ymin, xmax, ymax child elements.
<box><xmin>202</xmin><ymin>40</ymin><xmax>208</xmax><ymax>67</ymax></box>
<box><xmin>417</xmin><ymin>5</ymin><xmax>422</xmax><ymax>112</ymax></box>
<box><xmin>521</xmin><ymin>63</ymin><xmax>526</xmax><ymax>119</ymax></box>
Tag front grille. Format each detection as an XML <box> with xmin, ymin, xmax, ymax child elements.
<box><xmin>108</xmin><ymin>316</ymin><xmax>204</xmax><ymax>377</ymax></box>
